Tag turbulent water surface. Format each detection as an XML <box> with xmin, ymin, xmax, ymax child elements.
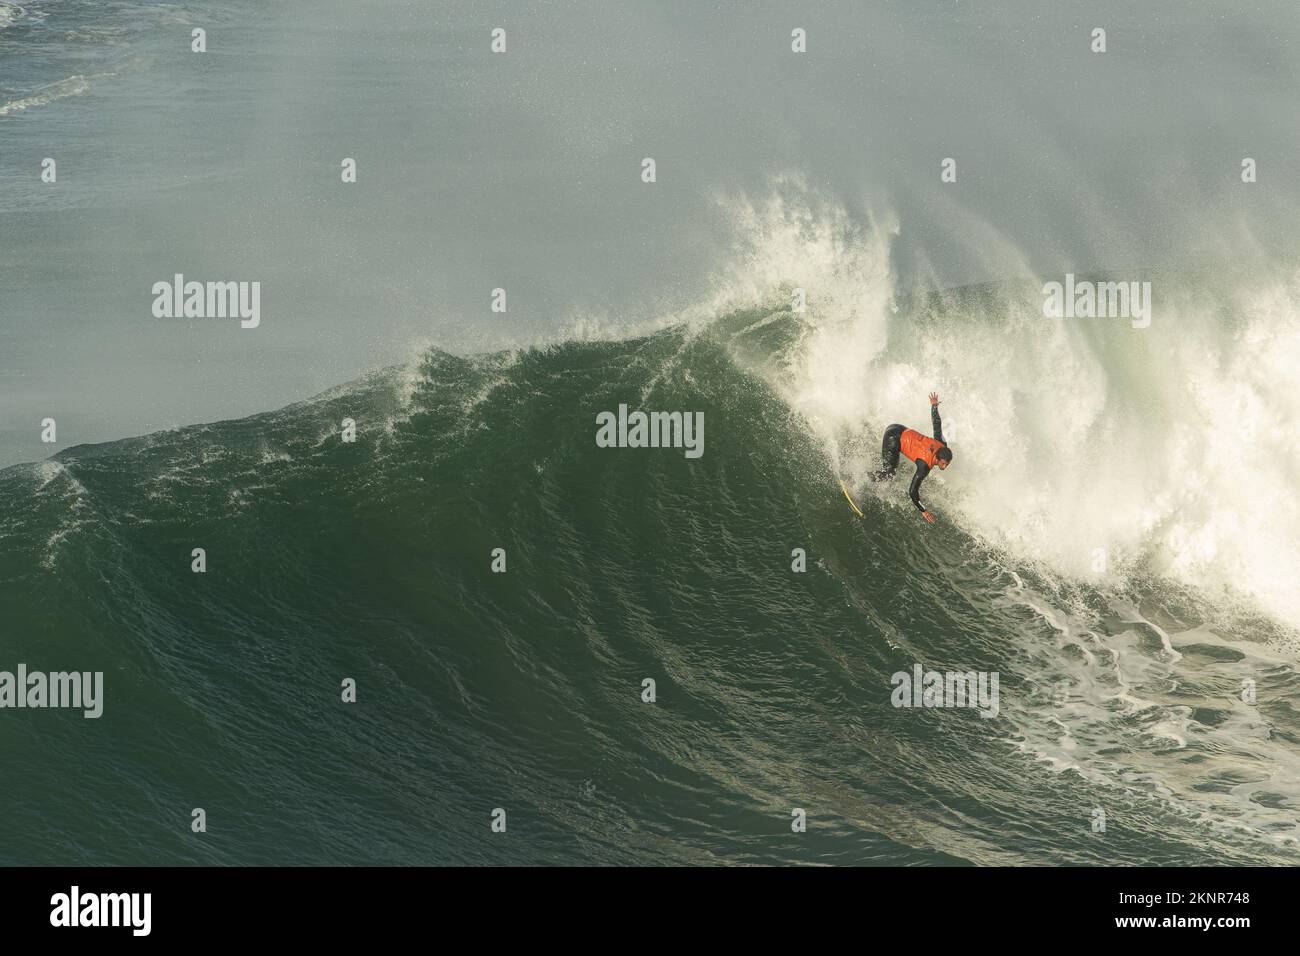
<box><xmin>4</xmin><ymin>285</ymin><xmax>1299</xmax><ymax>865</ymax></box>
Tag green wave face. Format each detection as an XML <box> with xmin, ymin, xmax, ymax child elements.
<box><xmin>2</xmin><ymin>308</ymin><xmax>1298</xmax><ymax>865</ymax></box>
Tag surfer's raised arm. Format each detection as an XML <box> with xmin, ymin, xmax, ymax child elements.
<box><xmin>929</xmin><ymin>392</ymin><xmax>944</xmax><ymax>443</ymax></box>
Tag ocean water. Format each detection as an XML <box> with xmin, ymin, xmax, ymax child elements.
<box><xmin>4</xmin><ymin>274</ymin><xmax>1300</xmax><ymax>864</ymax></box>
<box><xmin>3</xmin><ymin>1</ymin><xmax>1299</xmax><ymax>866</ymax></box>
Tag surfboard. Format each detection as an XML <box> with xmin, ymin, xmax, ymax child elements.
<box><xmin>838</xmin><ymin>478</ymin><xmax>864</xmax><ymax>518</ymax></box>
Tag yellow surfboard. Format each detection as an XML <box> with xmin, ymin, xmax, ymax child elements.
<box><xmin>838</xmin><ymin>478</ymin><xmax>864</xmax><ymax>518</ymax></box>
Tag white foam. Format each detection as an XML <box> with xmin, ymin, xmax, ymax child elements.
<box><xmin>708</xmin><ymin>180</ymin><xmax>1300</xmax><ymax>632</ymax></box>
<box><xmin>29</xmin><ymin>461</ymin><xmax>94</xmax><ymax>570</ymax></box>
<box><xmin>0</xmin><ymin>73</ymin><xmax>96</xmax><ymax>117</ymax></box>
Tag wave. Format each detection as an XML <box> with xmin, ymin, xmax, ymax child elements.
<box><xmin>2</xmin><ymin>185</ymin><xmax>1298</xmax><ymax>864</ymax></box>
<box><xmin>0</xmin><ymin>73</ymin><xmax>102</xmax><ymax>116</ymax></box>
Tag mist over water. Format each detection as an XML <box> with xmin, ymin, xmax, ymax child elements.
<box><xmin>2</xmin><ymin>0</ymin><xmax>1299</xmax><ymax>865</ymax></box>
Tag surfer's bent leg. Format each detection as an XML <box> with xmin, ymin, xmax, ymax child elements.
<box><xmin>871</xmin><ymin>424</ymin><xmax>905</xmax><ymax>480</ymax></box>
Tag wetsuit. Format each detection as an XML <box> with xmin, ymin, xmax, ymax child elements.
<box><xmin>871</xmin><ymin>404</ymin><xmax>946</xmax><ymax>512</ymax></box>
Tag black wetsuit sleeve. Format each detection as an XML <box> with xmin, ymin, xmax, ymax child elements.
<box><xmin>909</xmin><ymin>460</ymin><xmax>930</xmax><ymax>511</ymax></box>
<box><xmin>931</xmin><ymin>404</ymin><xmax>944</xmax><ymax>444</ymax></box>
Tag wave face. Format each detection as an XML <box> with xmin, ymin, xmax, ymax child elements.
<box><xmin>3</xmin><ymin>264</ymin><xmax>1299</xmax><ymax>863</ymax></box>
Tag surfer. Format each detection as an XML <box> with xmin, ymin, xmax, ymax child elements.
<box><xmin>871</xmin><ymin>392</ymin><xmax>952</xmax><ymax>523</ymax></box>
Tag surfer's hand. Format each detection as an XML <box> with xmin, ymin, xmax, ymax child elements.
<box><xmin>928</xmin><ymin>392</ymin><xmax>940</xmax><ymax>406</ymax></box>
<box><xmin>921</xmin><ymin>510</ymin><xmax>936</xmax><ymax>524</ymax></box>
